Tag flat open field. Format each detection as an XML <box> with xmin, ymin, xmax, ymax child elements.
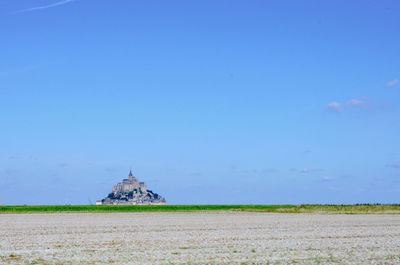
<box><xmin>1</xmin><ymin>212</ymin><xmax>400</xmax><ymax>264</ymax></box>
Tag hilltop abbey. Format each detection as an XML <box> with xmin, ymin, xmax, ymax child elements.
<box><xmin>97</xmin><ymin>170</ymin><xmax>167</xmax><ymax>205</ymax></box>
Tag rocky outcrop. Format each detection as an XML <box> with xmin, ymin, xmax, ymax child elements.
<box><xmin>97</xmin><ymin>170</ymin><xmax>167</xmax><ymax>205</ymax></box>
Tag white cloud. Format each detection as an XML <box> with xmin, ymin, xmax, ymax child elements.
<box><xmin>326</xmin><ymin>98</ymin><xmax>367</xmax><ymax>113</ymax></box>
<box><xmin>292</xmin><ymin>168</ymin><xmax>321</xmax><ymax>174</ymax></box>
<box><xmin>385</xmin><ymin>79</ymin><xmax>398</xmax><ymax>87</ymax></box>
<box><xmin>322</xmin><ymin>176</ymin><xmax>334</xmax><ymax>181</ymax></box>
<box><xmin>326</xmin><ymin>102</ymin><xmax>342</xmax><ymax>112</ymax></box>
<box><xmin>11</xmin><ymin>0</ymin><xmax>74</xmax><ymax>14</ymax></box>
<box><xmin>346</xmin><ymin>99</ymin><xmax>365</xmax><ymax>107</ymax></box>
<box><xmin>300</xmin><ymin>168</ymin><xmax>309</xmax><ymax>174</ymax></box>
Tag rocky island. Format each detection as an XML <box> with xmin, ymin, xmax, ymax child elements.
<box><xmin>97</xmin><ymin>170</ymin><xmax>167</xmax><ymax>205</ymax></box>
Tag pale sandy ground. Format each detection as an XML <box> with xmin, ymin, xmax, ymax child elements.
<box><xmin>1</xmin><ymin>212</ymin><xmax>400</xmax><ymax>264</ymax></box>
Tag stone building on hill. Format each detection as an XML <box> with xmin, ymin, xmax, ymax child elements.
<box><xmin>97</xmin><ymin>170</ymin><xmax>167</xmax><ymax>205</ymax></box>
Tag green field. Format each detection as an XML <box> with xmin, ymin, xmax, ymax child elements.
<box><xmin>1</xmin><ymin>204</ymin><xmax>400</xmax><ymax>214</ymax></box>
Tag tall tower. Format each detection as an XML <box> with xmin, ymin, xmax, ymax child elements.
<box><xmin>128</xmin><ymin>169</ymin><xmax>133</xmax><ymax>180</ymax></box>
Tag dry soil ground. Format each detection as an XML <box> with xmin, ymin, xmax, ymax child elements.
<box><xmin>1</xmin><ymin>212</ymin><xmax>400</xmax><ymax>264</ymax></box>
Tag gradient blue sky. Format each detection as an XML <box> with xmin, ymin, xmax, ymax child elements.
<box><xmin>1</xmin><ymin>0</ymin><xmax>399</xmax><ymax>205</ymax></box>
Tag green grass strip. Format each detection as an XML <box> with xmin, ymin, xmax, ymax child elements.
<box><xmin>0</xmin><ymin>204</ymin><xmax>399</xmax><ymax>213</ymax></box>
<box><xmin>0</xmin><ymin>205</ymin><xmax>294</xmax><ymax>213</ymax></box>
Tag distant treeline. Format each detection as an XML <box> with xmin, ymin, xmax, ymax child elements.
<box><xmin>1</xmin><ymin>204</ymin><xmax>400</xmax><ymax>214</ymax></box>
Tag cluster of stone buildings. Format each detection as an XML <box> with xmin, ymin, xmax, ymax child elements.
<box><xmin>97</xmin><ymin>170</ymin><xmax>167</xmax><ymax>205</ymax></box>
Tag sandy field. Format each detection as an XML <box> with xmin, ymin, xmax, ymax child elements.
<box><xmin>1</xmin><ymin>212</ymin><xmax>400</xmax><ymax>264</ymax></box>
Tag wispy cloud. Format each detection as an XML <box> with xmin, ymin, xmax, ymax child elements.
<box><xmin>300</xmin><ymin>168</ymin><xmax>310</xmax><ymax>174</ymax></box>
<box><xmin>385</xmin><ymin>79</ymin><xmax>398</xmax><ymax>87</ymax></box>
<box><xmin>326</xmin><ymin>98</ymin><xmax>367</xmax><ymax>113</ymax></box>
<box><xmin>326</xmin><ymin>102</ymin><xmax>342</xmax><ymax>112</ymax></box>
<box><xmin>291</xmin><ymin>168</ymin><xmax>322</xmax><ymax>174</ymax></box>
<box><xmin>345</xmin><ymin>99</ymin><xmax>366</xmax><ymax>108</ymax></box>
<box><xmin>322</xmin><ymin>175</ymin><xmax>334</xmax><ymax>181</ymax></box>
<box><xmin>11</xmin><ymin>0</ymin><xmax>75</xmax><ymax>14</ymax></box>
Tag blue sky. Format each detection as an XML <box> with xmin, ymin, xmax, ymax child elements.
<box><xmin>1</xmin><ymin>0</ymin><xmax>399</xmax><ymax>205</ymax></box>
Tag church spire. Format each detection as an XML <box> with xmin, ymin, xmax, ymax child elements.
<box><xmin>129</xmin><ymin>168</ymin><xmax>133</xmax><ymax>177</ymax></box>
